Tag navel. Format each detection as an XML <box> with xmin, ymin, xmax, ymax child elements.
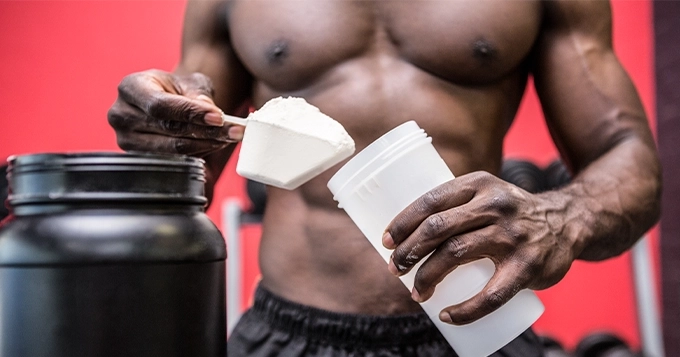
<box><xmin>266</xmin><ymin>39</ymin><xmax>290</xmax><ymax>66</ymax></box>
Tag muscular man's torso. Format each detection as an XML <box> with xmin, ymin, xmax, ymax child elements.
<box><xmin>226</xmin><ymin>0</ymin><xmax>543</xmax><ymax>314</ymax></box>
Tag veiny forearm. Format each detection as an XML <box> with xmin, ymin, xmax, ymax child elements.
<box><xmin>540</xmin><ymin>136</ymin><xmax>661</xmax><ymax>261</ymax></box>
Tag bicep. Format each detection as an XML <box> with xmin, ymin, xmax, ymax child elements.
<box><xmin>176</xmin><ymin>0</ymin><xmax>252</xmax><ymax>116</ymax></box>
<box><xmin>532</xmin><ymin>0</ymin><xmax>654</xmax><ymax>172</ymax></box>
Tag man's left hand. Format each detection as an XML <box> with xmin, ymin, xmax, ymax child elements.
<box><xmin>382</xmin><ymin>171</ymin><xmax>575</xmax><ymax>325</ymax></box>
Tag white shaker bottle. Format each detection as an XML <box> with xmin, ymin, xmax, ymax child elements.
<box><xmin>327</xmin><ymin>121</ymin><xmax>544</xmax><ymax>357</ymax></box>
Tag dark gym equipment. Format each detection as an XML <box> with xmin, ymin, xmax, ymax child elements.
<box><xmin>544</xmin><ymin>159</ymin><xmax>572</xmax><ymax>191</ymax></box>
<box><xmin>574</xmin><ymin>332</ymin><xmax>640</xmax><ymax>357</ymax></box>
<box><xmin>501</xmin><ymin>159</ymin><xmax>547</xmax><ymax>193</ymax></box>
<box><xmin>540</xmin><ymin>335</ymin><xmax>573</xmax><ymax>357</ymax></box>
<box><xmin>500</xmin><ymin>159</ymin><xmax>572</xmax><ymax>193</ymax></box>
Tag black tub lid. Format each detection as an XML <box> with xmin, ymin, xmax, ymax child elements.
<box><xmin>6</xmin><ymin>152</ymin><xmax>207</xmax><ymax>206</ymax></box>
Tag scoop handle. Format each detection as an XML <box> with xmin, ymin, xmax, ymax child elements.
<box><xmin>221</xmin><ymin>113</ymin><xmax>249</xmax><ymax>126</ymax></box>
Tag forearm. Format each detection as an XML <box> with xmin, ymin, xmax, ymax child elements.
<box><xmin>541</xmin><ymin>137</ymin><xmax>661</xmax><ymax>261</ymax></box>
<box><xmin>172</xmin><ymin>57</ymin><xmax>250</xmax><ymax>206</ymax></box>
<box><xmin>171</xmin><ymin>61</ymin><xmax>246</xmax><ymax>205</ymax></box>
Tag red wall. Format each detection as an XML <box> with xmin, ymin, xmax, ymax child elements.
<box><xmin>0</xmin><ymin>0</ymin><xmax>657</xmax><ymax>351</ymax></box>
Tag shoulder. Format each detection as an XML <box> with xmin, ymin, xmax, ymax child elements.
<box><xmin>182</xmin><ymin>0</ymin><xmax>231</xmax><ymax>44</ymax></box>
<box><xmin>541</xmin><ymin>0</ymin><xmax>613</xmax><ymax>38</ymax></box>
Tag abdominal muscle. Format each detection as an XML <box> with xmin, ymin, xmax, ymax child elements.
<box><xmin>252</xmin><ymin>51</ymin><xmax>520</xmax><ymax>315</ymax></box>
<box><xmin>258</xmin><ymin>187</ymin><xmax>424</xmax><ymax>315</ymax></box>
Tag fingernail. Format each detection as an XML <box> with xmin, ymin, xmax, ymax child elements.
<box><xmin>382</xmin><ymin>232</ymin><xmax>395</xmax><ymax>248</ymax></box>
<box><xmin>387</xmin><ymin>258</ymin><xmax>399</xmax><ymax>275</ymax></box>
<box><xmin>439</xmin><ymin>311</ymin><xmax>452</xmax><ymax>324</ymax></box>
<box><xmin>204</xmin><ymin>112</ymin><xmax>224</xmax><ymax>126</ymax></box>
<box><xmin>196</xmin><ymin>94</ymin><xmax>214</xmax><ymax>104</ymax></box>
<box><xmin>412</xmin><ymin>288</ymin><xmax>423</xmax><ymax>302</ymax></box>
<box><xmin>228</xmin><ymin>125</ymin><xmax>244</xmax><ymax>141</ymax></box>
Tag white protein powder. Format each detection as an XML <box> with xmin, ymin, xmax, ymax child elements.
<box><xmin>236</xmin><ymin>97</ymin><xmax>355</xmax><ymax>190</ymax></box>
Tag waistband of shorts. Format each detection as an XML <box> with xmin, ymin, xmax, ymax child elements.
<box><xmin>251</xmin><ymin>285</ymin><xmax>445</xmax><ymax>347</ymax></box>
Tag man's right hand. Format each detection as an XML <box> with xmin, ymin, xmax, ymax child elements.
<box><xmin>107</xmin><ymin>69</ymin><xmax>244</xmax><ymax>156</ymax></box>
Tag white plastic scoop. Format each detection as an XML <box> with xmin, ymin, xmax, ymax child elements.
<box><xmin>223</xmin><ymin>97</ymin><xmax>355</xmax><ymax>190</ymax></box>
<box><xmin>220</xmin><ymin>113</ymin><xmax>248</xmax><ymax>127</ymax></box>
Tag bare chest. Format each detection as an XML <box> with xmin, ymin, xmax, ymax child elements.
<box><xmin>228</xmin><ymin>0</ymin><xmax>542</xmax><ymax>90</ymax></box>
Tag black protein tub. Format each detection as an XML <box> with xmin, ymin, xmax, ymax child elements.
<box><xmin>0</xmin><ymin>152</ymin><xmax>226</xmax><ymax>357</ymax></box>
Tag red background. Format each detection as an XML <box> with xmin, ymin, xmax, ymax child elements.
<box><xmin>0</xmin><ymin>0</ymin><xmax>659</xmax><ymax>351</ymax></box>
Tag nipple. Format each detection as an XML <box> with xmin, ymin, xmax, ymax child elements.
<box><xmin>266</xmin><ymin>39</ymin><xmax>290</xmax><ymax>65</ymax></box>
<box><xmin>473</xmin><ymin>39</ymin><xmax>497</xmax><ymax>61</ymax></box>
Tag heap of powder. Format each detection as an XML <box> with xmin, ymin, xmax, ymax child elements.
<box><xmin>236</xmin><ymin>97</ymin><xmax>355</xmax><ymax>190</ymax></box>
<box><xmin>247</xmin><ymin>97</ymin><xmax>354</xmax><ymax>150</ymax></box>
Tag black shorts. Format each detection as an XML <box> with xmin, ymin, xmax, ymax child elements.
<box><xmin>227</xmin><ymin>285</ymin><xmax>543</xmax><ymax>356</ymax></box>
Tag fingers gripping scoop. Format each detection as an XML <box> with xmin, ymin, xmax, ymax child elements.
<box><xmin>234</xmin><ymin>97</ymin><xmax>355</xmax><ymax>190</ymax></box>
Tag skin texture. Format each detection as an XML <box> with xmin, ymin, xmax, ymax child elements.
<box><xmin>108</xmin><ymin>0</ymin><xmax>661</xmax><ymax>325</ymax></box>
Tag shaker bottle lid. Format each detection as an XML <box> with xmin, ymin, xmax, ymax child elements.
<box><xmin>328</xmin><ymin>121</ymin><xmax>422</xmax><ymax>195</ymax></box>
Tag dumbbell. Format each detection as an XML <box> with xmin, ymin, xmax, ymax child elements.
<box><xmin>544</xmin><ymin>159</ymin><xmax>572</xmax><ymax>191</ymax></box>
<box><xmin>574</xmin><ymin>332</ymin><xmax>640</xmax><ymax>357</ymax></box>
<box><xmin>501</xmin><ymin>159</ymin><xmax>546</xmax><ymax>193</ymax></box>
<box><xmin>539</xmin><ymin>335</ymin><xmax>573</xmax><ymax>357</ymax></box>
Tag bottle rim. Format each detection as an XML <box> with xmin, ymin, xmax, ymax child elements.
<box><xmin>328</xmin><ymin>121</ymin><xmax>427</xmax><ymax>196</ymax></box>
<box><xmin>6</xmin><ymin>152</ymin><xmax>208</xmax><ymax>207</ymax></box>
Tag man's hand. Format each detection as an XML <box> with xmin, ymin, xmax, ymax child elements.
<box><xmin>382</xmin><ymin>171</ymin><xmax>576</xmax><ymax>325</ymax></box>
<box><xmin>107</xmin><ymin>69</ymin><xmax>245</xmax><ymax>156</ymax></box>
